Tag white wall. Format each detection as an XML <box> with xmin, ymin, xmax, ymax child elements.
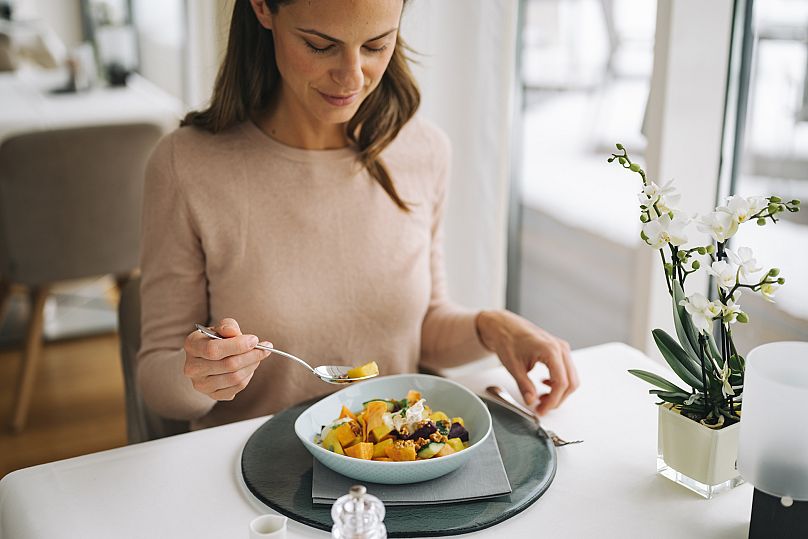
<box><xmin>13</xmin><ymin>0</ymin><xmax>83</xmax><ymax>48</ymax></box>
<box><xmin>402</xmin><ymin>1</ymin><xmax>519</xmax><ymax>311</ymax></box>
<box><xmin>636</xmin><ymin>0</ymin><xmax>735</xmax><ymax>353</ymax></box>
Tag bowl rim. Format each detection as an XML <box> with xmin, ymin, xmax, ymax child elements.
<box><xmin>294</xmin><ymin>373</ymin><xmax>492</xmax><ymax>465</ymax></box>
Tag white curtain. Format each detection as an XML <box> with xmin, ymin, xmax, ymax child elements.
<box><xmin>402</xmin><ymin>0</ymin><xmax>519</xmax><ymax>311</ymax></box>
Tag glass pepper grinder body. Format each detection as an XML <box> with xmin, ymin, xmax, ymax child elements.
<box><xmin>331</xmin><ymin>485</ymin><xmax>387</xmax><ymax>539</ymax></box>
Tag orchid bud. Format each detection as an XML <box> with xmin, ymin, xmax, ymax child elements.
<box><xmin>757</xmin><ymin>218</ymin><xmax>766</xmax><ymax>226</ymax></box>
<box><xmin>697</xmin><ymin>247</ymin><xmax>707</xmax><ymax>255</ymax></box>
<box><xmin>777</xmin><ymin>277</ymin><xmax>785</xmax><ymax>285</ymax></box>
<box><xmin>607</xmin><ymin>157</ymin><xmax>615</xmax><ymax>163</ymax></box>
<box><xmin>769</xmin><ymin>268</ymin><xmax>780</xmax><ymax>277</ymax></box>
<box><xmin>618</xmin><ymin>157</ymin><xmax>627</xmax><ymax>165</ymax></box>
<box><xmin>706</xmin><ymin>245</ymin><xmax>715</xmax><ymax>254</ymax></box>
<box><xmin>616</xmin><ymin>143</ymin><xmax>624</xmax><ymax>150</ymax></box>
<box><xmin>677</xmin><ymin>250</ymin><xmax>687</xmax><ymax>260</ymax></box>
<box><xmin>629</xmin><ymin>163</ymin><xmax>641</xmax><ymax>172</ymax></box>
<box><xmin>791</xmin><ymin>199</ymin><xmax>800</xmax><ymax>206</ymax></box>
<box><xmin>737</xmin><ymin>312</ymin><xmax>749</xmax><ymax>323</ymax></box>
<box><xmin>770</xmin><ymin>196</ymin><xmax>782</xmax><ymax>203</ymax></box>
<box><xmin>691</xmin><ymin>260</ymin><xmax>700</xmax><ymax>270</ymax></box>
<box><xmin>640</xmin><ymin>214</ymin><xmax>649</xmax><ymax>223</ymax></box>
<box><xmin>768</xmin><ymin>203</ymin><xmax>779</xmax><ymax>213</ymax></box>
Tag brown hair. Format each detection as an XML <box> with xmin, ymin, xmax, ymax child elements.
<box><xmin>182</xmin><ymin>0</ymin><xmax>420</xmax><ymax>211</ymax></box>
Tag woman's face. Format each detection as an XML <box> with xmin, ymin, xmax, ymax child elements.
<box><xmin>255</xmin><ymin>0</ymin><xmax>404</xmax><ymax>127</ymax></box>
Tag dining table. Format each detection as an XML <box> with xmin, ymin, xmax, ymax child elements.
<box><xmin>0</xmin><ymin>63</ymin><xmax>182</xmax><ymax>144</ymax></box>
<box><xmin>0</xmin><ymin>342</ymin><xmax>754</xmax><ymax>538</ymax></box>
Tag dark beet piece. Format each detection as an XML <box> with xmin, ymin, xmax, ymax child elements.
<box><xmin>400</xmin><ymin>421</ymin><xmax>437</xmax><ymax>440</ymax></box>
<box><xmin>448</xmin><ymin>422</ymin><xmax>469</xmax><ymax>442</ymax></box>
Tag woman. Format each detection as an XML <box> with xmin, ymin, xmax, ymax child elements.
<box><xmin>137</xmin><ymin>0</ymin><xmax>578</xmax><ymax>430</ymax></box>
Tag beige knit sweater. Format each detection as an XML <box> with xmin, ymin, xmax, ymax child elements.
<box><xmin>137</xmin><ymin>116</ymin><xmax>489</xmax><ymax>429</ymax></box>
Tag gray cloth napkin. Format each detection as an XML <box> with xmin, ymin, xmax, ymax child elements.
<box><xmin>312</xmin><ymin>430</ymin><xmax>512</xmax><ymax>506</ymax></box>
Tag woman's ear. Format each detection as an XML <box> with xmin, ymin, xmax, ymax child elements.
<box><xmin>249</xmin><ymin>0</ymin><xmax>274</xmax><ymax>30</ymax></box>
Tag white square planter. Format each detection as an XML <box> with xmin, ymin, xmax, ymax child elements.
<box><xmin>657</xmin><ymin>404</ymin><xmax>744</xmax><ymax>498</ymax></box>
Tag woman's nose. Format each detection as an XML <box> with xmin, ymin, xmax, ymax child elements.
<box><xmin>331</xmin><ymin>49</ymin><xmax>364</xmax><ymax>91</ymax></box>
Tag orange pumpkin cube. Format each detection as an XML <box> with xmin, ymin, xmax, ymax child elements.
<box><xmin>333</xmin><ymin>422</ymin><xmax>360</xmax><ymax>448</ymax></box>
<box><xmin>365</xmin><ymin>401</ymin><xmax>388</xmax><ymax>433</ymax></box>
<box><xmin>385</xmin><ymin>444</ymin><xmax>417</xmax><ymax>462</ymax></box>
<box><xmin>338</xmin><ymin>405</ymin><xmax>357</xmax><ymax>421</ymax></box>
<box><xmin>344</xmin><ymin>442</ymin><xmax>374</xmax><ymax>460</ymax></box>
<box><xmin>372</xmin><ymin>438</ymin><xmax>394</xmax><ymax>458</ymax></box>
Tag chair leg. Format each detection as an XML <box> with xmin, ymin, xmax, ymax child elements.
<box><xmin>10</xmin><ymin>286</ymin><xmax>50</xmax><ymax>433</ymax></box>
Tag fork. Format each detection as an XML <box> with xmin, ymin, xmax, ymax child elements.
<box><xmin>486</xmin><ymin>385</ymin><xmax>583</xmax><ymax>447</ymax></box>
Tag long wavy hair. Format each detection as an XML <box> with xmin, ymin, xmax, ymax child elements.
<box><xmin>182</xmin><ymin>0</ymin><xmax>420</xmax><ymax>211</ymax></box>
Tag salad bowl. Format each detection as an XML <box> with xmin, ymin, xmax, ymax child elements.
<box><xmin>294</xmin><ymin>373</ymin><xmax>492</xmax><ymax>484</ymax></box>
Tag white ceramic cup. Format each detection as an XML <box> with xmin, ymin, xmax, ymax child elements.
<box><xmin>249</xmin><ymin>514</ymin><xmax>287</xmax><ymax>539</ymax></box>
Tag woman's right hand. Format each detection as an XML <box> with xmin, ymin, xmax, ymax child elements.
<box><xmin>183</xmin><ymin>318</ymin><xmax>271</xmax><ymax>401</ymax></box>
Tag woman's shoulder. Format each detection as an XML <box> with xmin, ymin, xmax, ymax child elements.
<box><xmin>156</xmin><ymin>122</ymin><xmax>251</xmax><ymax>160</ymax></box>
<box><xmin>393</xmin><ymin>115</ymin><xmax>451</xmax><ymax>160</ymax></box>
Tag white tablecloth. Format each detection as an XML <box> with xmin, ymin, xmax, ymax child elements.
<box><xmin>0</xmin><ymin>343</ymin><xmax>753</xmax><ymax>538</ymax></box>
<box><xmin>0</xmin><ymin>66</ymin><xmax>182</xmax><ymax>143</ymax></box>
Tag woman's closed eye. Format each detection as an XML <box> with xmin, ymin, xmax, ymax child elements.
<box><xmin>304</xmin><ymin>40</ymin><xmax>334</xmax><ymax>54</ymax></box>
<box><xmin>304</xmin><ymin>40</ymin><xmax>391</xmax><ymax>55</ymax></box>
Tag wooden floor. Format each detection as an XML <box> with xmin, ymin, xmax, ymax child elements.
<box><xmin>0</xmin><ymin>333</ymin><xmax>127</xmax><ymax>478</ymax></box>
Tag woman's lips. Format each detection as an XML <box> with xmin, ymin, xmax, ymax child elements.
<box><xmin>318</xmin><ymin>90</ymin><xmax>360</xmax><ymax>107</ymax></box>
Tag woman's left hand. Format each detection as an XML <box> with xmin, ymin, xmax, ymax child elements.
<box><xmin>476</xmin><ymin>310</ymin><xmax>579</xmax><ymax>416</ymax></box>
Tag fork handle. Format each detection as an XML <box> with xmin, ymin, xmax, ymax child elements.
<box><xmin>486</xmin><ymin>386</ymin><xmax>540</xmax><ymax>424</ymax></box>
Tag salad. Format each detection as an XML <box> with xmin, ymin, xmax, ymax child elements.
<box><xmin>315</xmin><ymin>390</ymin><xmax>470</xmax><ymax>461</ymax></box>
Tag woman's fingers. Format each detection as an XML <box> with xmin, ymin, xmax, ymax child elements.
<box><xmin>186</xmin><ymin>331</ymin><xmax>259</xmax><ymax>361</ymax></box>
<box><xmin>507</xmin><ymin>362</ymin><xmax>539</xmax><ymax>407</ymax></box>
<box><xmin>182</xmin><ymin>318</ymin><xmax>272</xmax><ymax>400</ymax></box>
<box><xmin>216</xmin><ymin>318</ymin><xmax>242</xmax><ymax>338</ymax></box>
<box><xmin>558</xmin><ymin>339</ymin><xmax>580</xmax><ymax>404</ymax></box>
<box><xmin>534</xmin><ymin>340</ymin><xmax>569</xmax><ymax>416</ymax></box>
<box><xmin>205</xmin><ymin>366</ymin><xmax>258</xmax><ymax>401</ymax></box>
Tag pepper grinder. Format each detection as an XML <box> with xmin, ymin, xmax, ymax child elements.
<box><xmin>331</xmin><ymin>485</ymin><xmax>387</xmax><ymax>539</ymax></box>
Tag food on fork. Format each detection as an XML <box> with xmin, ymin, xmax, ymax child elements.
<box><xmin>345</xmin><ymin>361</ymin><xmax>380</xmax><ymax>379</ymax></box>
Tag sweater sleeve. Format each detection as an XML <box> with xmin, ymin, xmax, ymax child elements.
<box><xmin>136</xmin><ymin>132</ymin><xmax>216</xmax><ymax>420</ymax></box>
<box><xmin>419</xmin><ymin>128</ymin><xmax>491</xmax><ymax>369</ymax></box>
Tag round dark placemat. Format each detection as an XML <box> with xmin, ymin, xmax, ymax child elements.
<box><xmin>241</xmin><ymin>397</ymin><xmax>556</xmax><ymax>537</ymax></box>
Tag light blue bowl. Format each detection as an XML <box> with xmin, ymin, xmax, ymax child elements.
<box><xmin>294</xmin><ymin>374</ymin><xmax>492</xmax><ymax>484</ymax></box>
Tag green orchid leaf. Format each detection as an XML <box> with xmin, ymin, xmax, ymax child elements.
<box><xmin>706</xmin><ymin>331</ymin><xmax>723</xmax><ymax>366</ymax></box>
<box><xmin>655</xmin><ymin>323</ymin><xmax>707</xmax><ymax>385</ymax></box>
<box><xmin>650</xmin><ymin>390</ymin><xmax>689</xmax><ymax>405</ymax></box>
<box><xmin>652</xmin><ymin>328</ymin><xmax>705</xmax><ymax>390</ymax></box>
<box><xmin>629</xmin><ymin>369</ymin><xmax>688</xmax><ymax>393</ymax></box>
<box><xmin>728</xmin><ymin>354</ymin><xmax>745</xmax><ymax>373</ymax></box>
<box><xmin>672</xmin><ymin>281</ymin><xmax>701</xmax><ymax>359</ymax></box>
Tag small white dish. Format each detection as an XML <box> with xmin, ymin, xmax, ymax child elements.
<box><xmin>249</xmin><ymin>514</ymin><xmax>287</xmax><ymax>538</ymax></box>
<box><xmin>294</xmin><ymin>373</ymin><xmax>492</xmax><ymax>484</ymax></box>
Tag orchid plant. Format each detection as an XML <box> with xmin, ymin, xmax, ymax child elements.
<box><xmin>608</xmin><ymin>144</ymin><xmax>801</xmax><ymax>428</ymax></box>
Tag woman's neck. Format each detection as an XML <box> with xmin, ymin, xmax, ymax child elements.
<box><xmin>255</xmin><ymin>88</ymin><xmax>349</xmax><ymax>150</ymax></box>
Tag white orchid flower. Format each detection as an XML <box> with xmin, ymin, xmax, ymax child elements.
<box><xmin>719</xmin><ymin>195</ymin><xmax>768</xmax><ymax>224</ymax></box>
<box><xmin>642</xmin><ymin>213</ymin><xmax>689</xmax><ymax>249</ymax></box>
<box><xmin>720</xmin><ymin>295</ymin><xmax>743</xmax><ymax>324</ymax></box>
<box><xmin>697</xmin><ymin>211</ymin><xmax>739</xmax><ymax>243</ymax></box>
<box><xmin>760</xmin><ymin>282</ymin><xmax>779</xmax><ymax>302</ymax></box>
<box><xmin>639</xmin><ymin>180</ymin><xmax>682</xmax><ymax>215</ymax></box>
<box><xmin>706</xmin><ymin>260</ymin><xmax>738</xmax><ymax>290</ymax></box>
<box><xmin>680</xmin><ymin>293</ymin><xmax>722</xmax><ymax>334</ymax></box>
<box><xmin>726</xmin><ymin>246</ymin><xmax>763</xmax><ymax>280</ymax></box>
<box><xmin>720</xmin><ymin>361</ymin><xmax>735</xmax><ymax>398</ymax></box>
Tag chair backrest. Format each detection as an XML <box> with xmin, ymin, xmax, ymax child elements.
<box><xmin>118</xmin><ymin>276</ymin><xmax>189</xmax><ymax>443</ymax></box>
<box><xmin>0</xmin><ymin>123</ymin><xmax>163</xmax><ymax>286</ymax></box>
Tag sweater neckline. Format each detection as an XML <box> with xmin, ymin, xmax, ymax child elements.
<box><xmin>242</xmin><ymin>120</ymin><xmax>358</xmax><ymax>163</ymax></box>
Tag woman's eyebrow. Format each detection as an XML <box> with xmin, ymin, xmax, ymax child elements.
<box><xmin>296</xmin><ymin>27</ymin><xmax>398</xmax><ymax>44</ymax></box>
